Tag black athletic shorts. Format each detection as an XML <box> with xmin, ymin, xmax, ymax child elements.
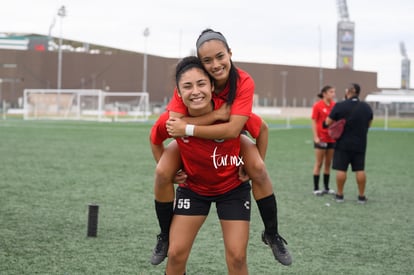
<box><xmin>314</xmin><ymin>142</ymin><xmax>336</xmax><ymax>149</ymax></box>
<box><xmin>174</xmin><ymin>181</ymin><xmax>251</xmax><ymax>221</ymax></box>
<box><xmin>332</xmin><ymin>149</ymin><xmax>366</xmax><ymax>171</ymax></box>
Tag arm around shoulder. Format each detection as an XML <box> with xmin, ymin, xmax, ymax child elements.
<box><xmin>193</xmin><ymin>115</ymin><xmax>249</xmax><ymax>139</ymax></box>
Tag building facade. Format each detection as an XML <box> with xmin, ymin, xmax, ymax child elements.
<box><xmin>0</xmin><ymin>35</ymin><xmax>377</xmax><ymax>110</ymax></box>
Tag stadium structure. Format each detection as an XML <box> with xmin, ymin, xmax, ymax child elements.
<box><xmin>0</xmin><ymin>33</ymin><xmax>377</xmax><ymax>112</ymax></box>
<box><xmin>336</xmin><ymin>0</ymin><xmax>355</xmax><ymax>70</ymax></box>
<box><xmin>1</xmin><ymin>0</ymin><xmax>412</xmax><ymax>121</ymax></box>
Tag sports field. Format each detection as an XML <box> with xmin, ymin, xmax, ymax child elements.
<box><xmin>1</xmin><ymin>118</ymin><xmax>413</xmax><ymax>274</ymax></box>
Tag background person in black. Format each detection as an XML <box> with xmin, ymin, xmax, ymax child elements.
<box><xmin>324</xmin><ymin>83</ymin><xmax>373</xmax><ymax>203</ymax></box>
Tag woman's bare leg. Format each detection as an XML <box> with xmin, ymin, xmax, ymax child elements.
<box><xmin>166</xmin><ymin>215</ymin><xmax>206</xmax><ymax>275</ymax></box>
<box><xmin>313</xmin><ymin>148</ymin><xmax>324</xmax><ymax>194</ymax></box>
<box><xmin>239</xmin><ymin>135</ymin><xmax>291</xmax><ymax>265</ymax></box>
<box><xmin>154</xmin><ymin>140</ymin><xmax>181</xmax><ymax>202</ymax></box>
<box><xmin>151</xmin><ymin>140</ymin><xmax>182</xmax><ymax>265</ymax></box>
<box><xmin>240</xmin><ymin>136</ymin><xmax>273</xmax><ymax>200</ymax></box>
<box><xmin>220</xmin><ymin>220</ymin><xmax>249</xmax><ymax>275</ymax></box>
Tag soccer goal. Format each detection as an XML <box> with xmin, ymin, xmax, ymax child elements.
<box><xmin>23</xmin><ymin>89</ymin><xmax>150</xmax><ymax>122</ymax></box>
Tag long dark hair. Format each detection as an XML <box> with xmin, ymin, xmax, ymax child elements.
<box><xmin>317</xmin><ymin>85</ymin><xmax>333</xmax><ymax>99</ymax></box>
<box><xmin>175</xmin><ymin>56</ymin><xmax>213</xmax><ymax>91</ymax></box>
<box><xmin>196</xmin><ymin>28</ymin><xmax>239</xmax><ymax>105</ymax></box>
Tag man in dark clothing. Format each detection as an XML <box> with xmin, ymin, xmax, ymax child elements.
<box><xmin>324</xmin><ymin>83</ymin><xmax>373</xmax><ymax>204</ymax></box>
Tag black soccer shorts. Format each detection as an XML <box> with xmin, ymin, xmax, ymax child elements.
<box><xmin>174</xmin><ymin>181</ymin><xmax>251</xmax><ymax>221</ymax></box>
<box><xmin>333</xmin><ymin>149</ymin><xmax>366</xmax><ymax>171</ymax></box>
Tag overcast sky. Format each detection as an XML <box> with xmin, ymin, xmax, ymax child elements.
<box><xmin>1</xmin><ymin>0</ymin><xmax>413</xmax><ymax>89</ymax></box>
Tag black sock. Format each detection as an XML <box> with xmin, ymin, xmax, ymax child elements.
<box><xmin>155</xmin><ymin>200</ymin><xmax>174</xmax><ymax>237</ymax></box>
<box><xmin>313</xmin><ymin>175</ymin><xmax>320</xmax><ymax>191</ymax></box>
<box><xmin>323</xmin><ymin>174</ymin><xmax>330</xmax><ymax>190</ymax></box>
<box><xmin>256</xmin><ymin>194</ymin><xmax>278</xmax><ymax>235</ymax></box>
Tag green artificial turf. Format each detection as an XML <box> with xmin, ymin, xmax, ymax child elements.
<box><xmin>0</xmin><ymin>120</ymin><xmax>413</xmax><ymax>274</ymax></box>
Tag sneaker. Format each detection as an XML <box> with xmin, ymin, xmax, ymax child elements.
<box><xmin>357</xmin><ymin>196</ymin><xmax>368</xmax><ymax>204</ymax></box>
<box><xmin>150</xmin><ymin>233</ymin><xmax>169</xmax><ymax>265</ymax></box>
<box><xmin>322</xmin><ymin>189</ymin><xmax>336</xmax><ymax>195</ymax></box>
<box><xmin>335</xmin><ymin>194</ymin><xmax>344</xmax><ymax>203</ymax></box>
<box><xmin>313</xmin><ymin>190</ymin><xmax>323</xmax><ymax>196</ymax></box>
<box><xmin>261</xmin><ymin>232</ymin><xmax>292</xmax><ymax>266</ymax></box>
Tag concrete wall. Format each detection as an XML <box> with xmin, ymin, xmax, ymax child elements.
<box><xmin>0</xmin><ymin>49</ymin><xmax>377</xmax><ymax>108</ymax></box>
<box><xmin>236</xmin><ymin>61</ymin><xmax>377</xmax><ymax>107</ymax></box>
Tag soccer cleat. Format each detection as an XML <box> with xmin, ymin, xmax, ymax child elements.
<box><xmin>335</xmin><ymin>194</ymin><xmax>344</xmax><ymax>203</ymax></box>
<box><xmin>150</xmin><ymin>233</ymin><xmax>169</xmax><ymax>265</ymax></box>
<box><xmin>322</xmin><ymin>189</ymin><xmax>336</xmax><ymax>195</ymax></box>
<box><xmin>313</xmin><ymin>190</ymin><xmax>323</xmax><ymax>196</ymax></box>
<box><xmin>261</xmin><ymin>232</ymin><xmax>292</xmax><ymax>266</ymax></box>
<box><xmin>357</xmin><ymin>196</ymin><xmax>368</xmax><ymax>204</ymax></box>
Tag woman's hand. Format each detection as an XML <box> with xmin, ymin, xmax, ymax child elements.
<box><xmin>174</xmin><ymin>169</ymin><xmax>188</xmax><ymax>185</ymax></box>
<box><xmin>238</xmin><ymin>166</ymin><xmax>250</xmax><ymax>182</ymax></box>
<box><xmin>166</xmin><ymin>117</ymin><xmax>187</xmax><ymax>137</ymax></box>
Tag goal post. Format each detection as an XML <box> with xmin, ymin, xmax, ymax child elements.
<box><xmin>103</xmin><ymin>92</ymin><xmax>150</xmax><ymax>122</ymax></box>
<box><xmin>23</xmin><ymin>89</ymin><xmax>150</xmax><ymax>122</ymax></box>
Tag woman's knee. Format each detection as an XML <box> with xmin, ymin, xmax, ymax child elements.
<box><xmin>155</xmin><ymin>157</ymin><xmax>181</xmax><ymax>185</ymax></box>
<box><xmin>245</xmin><ymin>159</ymin><xmax>268</xmax><ymax>182</ymax></box>
<box><xmin>314</xmin><ymin>161</ymin><xmax>323</xmax><ymax>170</ymax></box>
<box><xmin>156</xmin><ymin>141</ymin><xmax>182</xmax><ymax>182</ymax></box>
<box><xmin>155</xmin><ymin>163</ymin><xmax>175</xmax><ymax>184</ymax></box>
<box><xmin>167</xmin><ymin>246</ymin><xmax>188</xmax><ymax>266</ymax></box>
<box><xmin>226</xmin><ymin>251</ymin><xmax>247</xmax><ymax>271</ymax></box>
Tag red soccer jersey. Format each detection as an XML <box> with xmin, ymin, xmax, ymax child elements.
<box><xmin>245</xmin><ymin>113</ymin><xmax>262</xmax><ymax>139</ymax></box>
<box><xmin>150</xmin><ymin>111</ymin><xmax>170</xmax><ymax>145</ymax></box>
<box><xmin>176</xmin><ymin>134</ymin><xmax>242</xmax><ymax>196</ymax></box>
<box><xmin>149</xmin><ymin>98</ymin><xmax>262</xmax><ymax>145</ymax></box>
<box><xmin>149</xmin><ymin>98</ymin><xmax>262</xmax><ymax>196</ymax></box>
<box><xmin>167</xmin><ymin>68</ymin><xmax>254</xmax><ymax>117</ymax></box>
<box><xmin>311</xmin><ymin>100</ymin><xmax>336</xmax><ymax>143</ymax></box>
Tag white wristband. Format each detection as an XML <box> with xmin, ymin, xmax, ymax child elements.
<box><xmin>185</xmin><ymin>124</ymin><xmax>195</xmax><ymax>136</ymax></box>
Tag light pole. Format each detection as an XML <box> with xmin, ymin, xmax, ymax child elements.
<box><xmin>57</xmin><ymin>5</ymin><xmax>66</xmax><ymax>91</ymax></box>
<box><xmin>0</xmin><ymin>63</ymin><xmax>18</xmax><ymax>119</ymax></box>
<box><xmin>48</xmin><ymin>17</ymin><xmax>56</xmax><ymax>49</ymax></box>
<box><xmin>280</xmin><ymin>71</ymin><xmax>288</xmax><ymax>107</ymax></box>
<box><xmin>56</xmin><ymin>5</ymin><xmax>66</xmax><ymax>114</ymax></box>
<box><xmin>142</xmin><ymin>27</ymin><xmax>150</xmax><ymax>93</ymax></box>
<box><xmin>0</xmin><ymin>79</ymin><xmax>2</xmax><ymax>117</ymax></box>
<box><xmin>318</xmin><ymin>25</ymin><xmax>323</xmax><ymax>91</ymax></box>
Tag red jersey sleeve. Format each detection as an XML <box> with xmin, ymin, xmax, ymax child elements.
<box><xmin>150</xmin><ymin>112</ymin><xmax>170</xmax><ymax>145</ymax></box>
<box><xmin>244</xmin><ymin>113</ymin><xmax>262</xmax><ymax>139</ymax></box>
<box><xmin>230</xmin><ymin>69</ymin><xmax>254</xmax><ymax>116</ymax></box>
<box><xmin>311</xmin><ymin>100</ymin><xmax>324</xmax><ymax>121</ymax></box>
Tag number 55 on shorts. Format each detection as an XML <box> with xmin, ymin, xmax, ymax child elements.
<box><xmin>176</xmin><ymin>198</ymin><xmax>190</xmax><ymax>209</ymax></box>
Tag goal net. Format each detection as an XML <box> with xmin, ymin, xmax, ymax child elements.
<box><xmin>23</xmin><ymin>89</ymin><xmax>150</xmax><ymax>122</ymax></box>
